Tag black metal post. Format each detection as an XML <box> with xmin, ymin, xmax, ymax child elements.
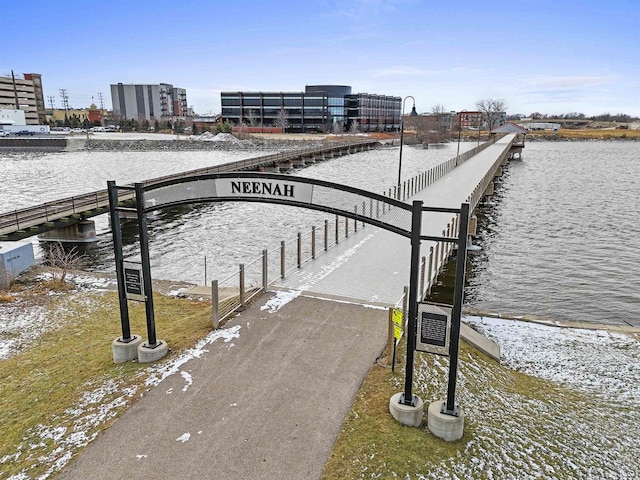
<box><xmin>456</xmin><ymin>124</ymin><xmax>462</xmax><ymax>163</ymax></box>
<box><xmin>401</xmin><ymin>200</ymin><xmax>423</xmax><ymax>406</ymax></box>
<box><xmin>108</xmin><ymin>181</ymin><xmax>132</xmax><ymax>342</ymax></box>
<box><xmin>398</xmin><ymin>118</ymin><xmax>404</xmax><ymax>188</ymax></box>
<box><xmin>397</xmin><ymin>96</ymin><xmax>416</xmax><ymax>190</ymax></box>
<box><xmin>135</xmin><ymin>183</ymin><xmax>158</xmax><ymax>347</ymax></box>
<box><xmin>444</xmin><ymin>202</ymin><xmax>470</xmax><ymax>415</ymax></box>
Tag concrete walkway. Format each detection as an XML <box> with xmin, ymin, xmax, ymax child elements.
<box><xmin>58</xmin><ymin>294</ymin><xmax>388</xmax><ymax>479</ymax></box>
<box><xmin>271</xmin><ymin>135</ymin><xmax>518</xmax><ymax>305</ymax></box>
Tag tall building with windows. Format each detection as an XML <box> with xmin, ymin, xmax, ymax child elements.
<box><xmin>0</xmin><ymin>72</ymin><xmax>46</xmax><ymax>124</ymax></box>
<box><xmin>221</xmin><ymin>85</ymin><xmax>400</xmax><ymax>133</ymax></box>
<box><xmin>110</xmin><ymin>83</ymin><xmax>189</xmax><ymax>122</ymax></box>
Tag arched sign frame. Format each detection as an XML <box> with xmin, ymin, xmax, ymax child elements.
<box><xmin>107</xmin><ymin>172</ymin><xmax>469</xmax><ymax>415</ymax></box>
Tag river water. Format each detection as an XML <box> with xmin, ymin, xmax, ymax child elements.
<box><xmin>1</xmin><ymin>140</ymin><xmax>638</xmax><ymax>326</ymax></box>
<box><xmin>467</xmin><ymin>140</ymin><xmax>640</xmax><ymax>327</ymax></box>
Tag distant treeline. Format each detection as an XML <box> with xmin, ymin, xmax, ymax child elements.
<box><xmin>507</xmin><ymin>113</ymin><xmax>638</xmax><ymax>122</ymax></box>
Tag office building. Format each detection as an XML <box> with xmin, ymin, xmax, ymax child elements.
<box><xmin>110</xmin><ymin>83</ymin><xmax>189</xmax><ymax>122</ymax></box>
<box><xmin>0</xmin><ymin>72</ymin><xmax>46</xmax><ymax>124</ymax></box>
<box><xmin>221</xmin><ymin>85</ymin><xmax>401</xmax><ymax>133</ymax></box>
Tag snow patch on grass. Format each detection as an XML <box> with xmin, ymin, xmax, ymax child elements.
<box><xmin>405</xmin><ymin>316</ymin><xmax>640</xmax><ymax>479</ymax></box>
<box><xmin>3</xmin><ymin>323</ymin><xmax>242</xmax><ymax>479</ymax></box>
<box><xmin>466</xmin><ymin>316</ymin><xmax>640</xmax><ymax>403</ymax></box>
<box><xmin>0</xmin><ymin>298</ymin><xmax>48</xmax><ymax>359</ymax></box>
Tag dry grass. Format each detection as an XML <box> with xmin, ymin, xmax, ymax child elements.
<box><xmin>321</xmin><ymin>337</ymin><xmax>604</xmax><ymax>479</ymax></box>
<box><xmin>0</xmin><ymin>288</ymin><xmax>212</xmax><ymax>479</ymax></box>
<box><xmin>0</xmin><ymin>293</ymin><xmax>13</xmax><ymax>303</ymax></box>
<box><xmin>529</xmin><ymin>128</ymin><xmax>640</xmax><ymax>140</ymax></box>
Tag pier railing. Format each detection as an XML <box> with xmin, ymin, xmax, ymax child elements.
<box><xmin>208</xmin><ymin>135</ymin><xmax>516</xmax><ymax>326</ymax></box>
<box><xmin>0</xmin><ymin>138</ymin><xmax>379</xmax><ymax>239</ymax></box>
<box><xmin>209</xmin><ymin>150</ymin><xmax>475</xmax><ymax>325</ymax></box>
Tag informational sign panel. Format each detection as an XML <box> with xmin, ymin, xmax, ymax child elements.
<box><xmin>392</xmin><ymin>308</ymin><xmax>403</xmax><ymax>341</ymax></box>
<box><xmin>416</xmin><ymin>302</ymin><xmax>452</xmax><ymax>355</ymax></box>
<box><xmin>123</xmin><ymin>261</ymin><xmax>145</xmax><ymax>302</ymax></box>
<box><xmin>215</xmin><ymin>178</ymin><xmax>313</xmax><ymax>204</ymax></box>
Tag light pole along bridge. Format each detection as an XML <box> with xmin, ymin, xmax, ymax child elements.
<box><xmin>0</xmin><ymin>139</ymin><xmax>380</xmax><ymax>241</ymax></box>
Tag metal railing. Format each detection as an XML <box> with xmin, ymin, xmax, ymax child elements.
<box><xmin>0</xmin><ymin>139</ymin><xmax>379</xmax><ymax>237</ymax></box>
<box><xmin>207</xmin><ymin>136</ymin><xmax>520</xmax><ymax>327</ymax></box>
<box><xmin>207</xmin><ymin>147</ymin><xmax>479</xmax><ymax>326</ymax></box>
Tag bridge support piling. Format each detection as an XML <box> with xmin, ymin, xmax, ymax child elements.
<box><xmin>38</xmin><ymin>219</ymin><xmax>98</xmax><ymax>243</ymax></box>
<box><xmin>484</xmin><ymin>182</ymin><xmax>495</xmax><ymax>197</ymax></box>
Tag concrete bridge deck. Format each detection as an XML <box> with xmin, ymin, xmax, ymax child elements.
<box><xmin>270</xmin><ymin>134</ymin><xmax>517</xmax><ymax>305</ymax></box>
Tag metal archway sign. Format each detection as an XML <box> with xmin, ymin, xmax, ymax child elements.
<box><xmin>107</xmin><ymin>172</ymin><xmax>469</xmax><ymax>413</ymax></box>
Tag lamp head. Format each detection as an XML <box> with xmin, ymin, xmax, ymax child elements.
<box><xmin>409</xmin><ymin>105</ymin><xmax>418</xmax><ymax>116</ymax></box>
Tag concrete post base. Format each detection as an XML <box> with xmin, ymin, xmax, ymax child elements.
<box><xmin>112</xmin><ymin>335</ymin><xmax>144</xmax><ymax>363</ymax></box>
<box><xmin>427</xmin><ymin>401</ymin><xmax>465</xmax><ymax>441</ymax></box>
<box><xmin>389</xmin><ymin>392</ymin><xmax>424</xmax><ymax>427</ymax></box>
<box><xmin>137</xmin><ymin>340</ymin><xmax>168</xmax><ymax>363</ymax></box>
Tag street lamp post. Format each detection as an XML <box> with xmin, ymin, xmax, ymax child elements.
<box><xmin>397</xmin><ymin>96</ymin><xmax>418</xmax><ymax>198</ymax></box>
<box><xmin>456</xmin><ymin>110</ymin><xmax>466</xmax><ymax>165</ymax></box>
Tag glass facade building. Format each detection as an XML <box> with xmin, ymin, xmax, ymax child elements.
<box><xmin>221</xmin><ymin>85</ymin><xmax>400</xmax><ymax>133</ymax></box>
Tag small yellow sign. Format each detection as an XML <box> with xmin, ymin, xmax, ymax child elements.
<box><xmin>392</xmin><ymin>308</ymin><xmax>403</xmax><ymax>341</ymax></box>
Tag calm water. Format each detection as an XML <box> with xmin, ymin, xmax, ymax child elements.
<box><xmin>1</xmin><ymin>140</ymin><xmax>638</xmax><ymax>326</ymax></box>
<box><xmin>467</xmin><ymin>141</ymin><xmax>640</xmax><ymax>326</ymax></box>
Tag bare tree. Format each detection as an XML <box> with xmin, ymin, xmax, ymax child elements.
<box><xmin>431</xmin><ymin>104</ymin><xmax>447</xmax><ymax>116</ymax></box>
<box><xmin>431</xmin><ymin>104</ymin><xmax>450</xmax><ymax>140</ymax></box>
<box><xmin>349</xmin><ymin>120</ymin><xmax>360</xmax><ymax>134</ymax></box>
<box><xmin>273</xmin><ymin>108</ymin><xmax>289</xmax><ymax>130</ymax></box>
<box><xmin>45</xmin><ymin>242</ymin><xmax>86</xmax><ymax>287</ymax></box>
<box><xmin>476</xmin><ymin>98</ymin><xmax>506</xmax><ymax>132</ymax></box>
<box><xmin>331</xmin><ymin>120</ymin><xmax>343</xmax><ymax>134</ymax></box>
<box><xmin>245</xmin><ymin>109</ymin><xmax>258</xmax><ymax>127</ymax></box>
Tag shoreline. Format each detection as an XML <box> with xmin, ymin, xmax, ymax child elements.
<box><xmin>1</xmin><ymin>129</ymin><xmax>639</xmax><ymax>153</ymax></box>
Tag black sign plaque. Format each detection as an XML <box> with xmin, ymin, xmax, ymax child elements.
<box><xmin>416</xmin><ymin>303</ymin><xmax>451</xmax><ymax>355</ymax></box>
<box><xmin>420</xmin><ymin>312</ymin><xmax>448</xmax><ymax>347</ymax></box>
<box><xmin>123</xmin><ymin>262</ymin><xmax>145</xmax><ymax>302</ymax></box>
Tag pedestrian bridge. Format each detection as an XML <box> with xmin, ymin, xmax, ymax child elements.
<box><xmin>107</xmin><ymin>133</ymin><xmax>518</xmax><ymax>367</ymax></box>
<box><xmin>171</xmin><ymin>133</ymin><xmax>520</xmax><ymax>327</ymax></box>
<box><xmin>0</xmin><ymin>139</ymin><xmax>380</xmax><ymax>241</ymax></box>
<box><xmin>272</xmin><ymin>133</ymin><xmax>517</xmax><ymax>305</ymax></box>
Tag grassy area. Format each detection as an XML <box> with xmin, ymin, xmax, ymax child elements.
<box><xmin>0</xmin><ymin>286</ymin><xmax>212</xmax><ymax>479</ymax></box>
<box><xmin>528</xmin><ymin>128</ymin><xmax>640</xmax><ymax>140</ymax></box>
<box><xmin>322</xmin><ymin>334</ymin><xmax>640</xmax><ymax>479</ymax></box>
<box><xmin>2</xmin><ymin>278</ymin><xmax>638</xmax><ymax>479</ymax></box>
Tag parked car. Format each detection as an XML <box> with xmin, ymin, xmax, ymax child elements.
<box><xmin>15</xmin><ymin>130</ymin><xmax>35</xmax><ymax>136</ymax></box>
<box><xmin>71</xmin><ymin>128</ymin><xmax>86</xmax><ymax>133</ymax></box>
<box><xmin>0</xmin><ymin>130</ymin><xmax>10</xmax><ymax>137</ymax></box>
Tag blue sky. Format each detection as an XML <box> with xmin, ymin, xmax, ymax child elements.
<box><xmin>4</xmin><ymin>0</ymin><xmax>639</xmax><ymax>116</ymax></box>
